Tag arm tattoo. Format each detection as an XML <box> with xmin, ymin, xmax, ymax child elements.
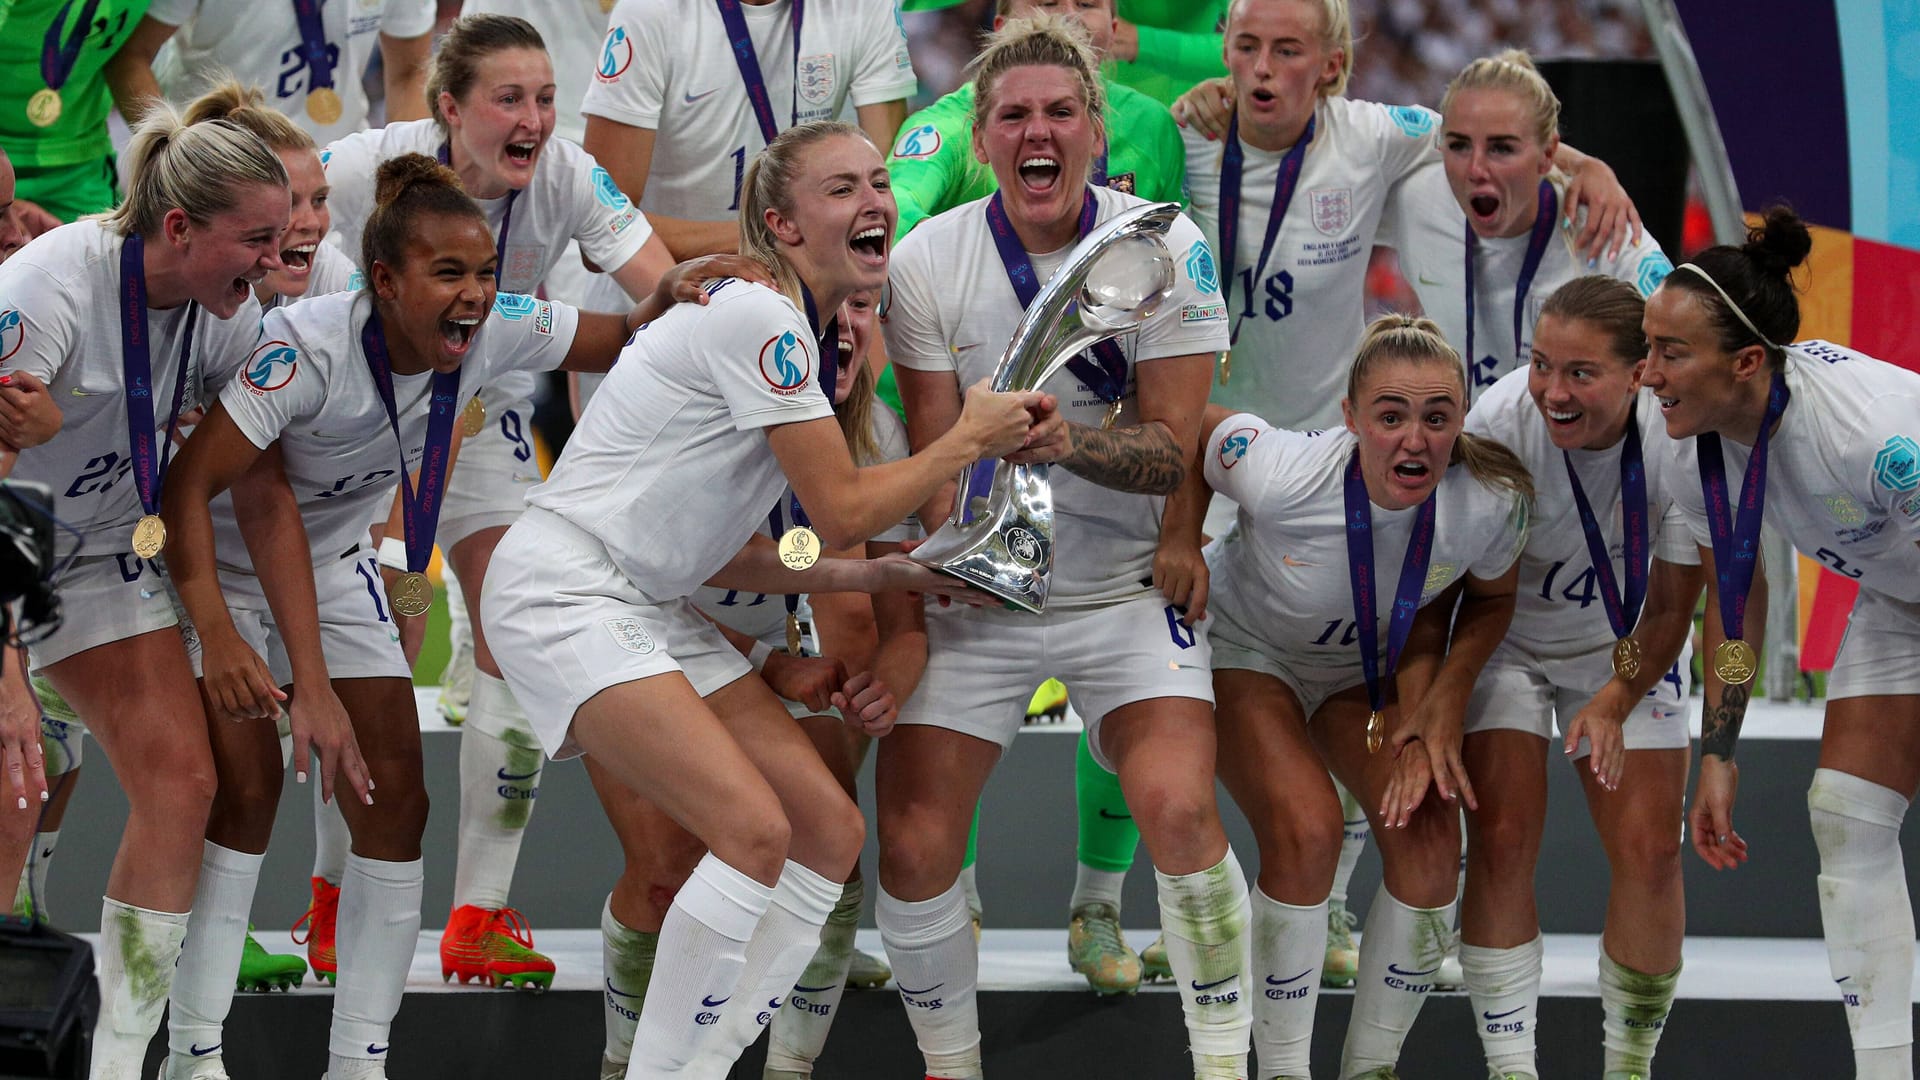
<box><xmin>1701</xmin><ymin>682</ymin><xmax>1751</xmax><ymax>761</ymax></box>
<box><xmin>1058</xmin><ymin>420</ymin><xmax>1186</xmax><ymax>495</ymax></box>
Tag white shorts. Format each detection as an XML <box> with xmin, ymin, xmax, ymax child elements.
<box><xmin>439</xmin><ymin>389</ymin><xmax>543</xmax><ymax>551</ymax></box>
<box><xmin>895</xmin><ymin>594</ymin><xmax>1213</xmax><ymax>769</ymax></box>
<box><xmin>29</xmin><ymin>551</ymin><xmax>181</xmax><ymax>671</ymax></box>
<box><xmin>1464</xmin><ymin>640</ymin><xmax>1692</xmax><ymax>758</ymax></box>
<box><xmin>187</xmin><ymin>550</ymin><xmax>411</xmax><ymax>684</ymax></box>
<box><xmin>483</xmin><ymin>508</ymin><xmax>753</xmax><ymax>760</ymax></box>
<box><xmin>1829</xmin><ymin>588</ymin><xmax>1920</xmax><ymax>700</ymax></box>
<box><xmin>1207</xmin><ymin>602</ymin><xmax>1366</xmax><ymax>719</ymax></box>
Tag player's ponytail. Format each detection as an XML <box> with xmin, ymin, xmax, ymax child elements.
<box><xmin>1538</xmin><ymin>275</ymin><xmax>1646</xmax><ymax>367</ymax></box>
<box><xmin>739</xmin><ymin>120</ymin><xmax>871</xmax><ymax>311</ymax></box>
<box><xmin>104</xmin><ymin>101</ymin><xmax>288</xmax><ymax>238</ymax></box>
<box><xmin>362</xmin><ymin>154</ymin><xmax>485</xmax><ymax>275</ymax></box>
<box><xmin>1347</xmin><ymin>314</ymin><xmax>1535</xmax><ymax>502</ymax></box>
<box><xmin>183</xmin><ymin>78</ymin><xmax>314</xmax><ymax>153</ymax></box>
<box><xmin>1660</xmin><ymin>204</ymin><xmax>1809</xmax><ymax>369</ymax></box>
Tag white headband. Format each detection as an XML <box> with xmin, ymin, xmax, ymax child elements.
<box><xmin>1670</xmin><ymin>262</ymin><xmax>1781</xmax><ymax>353</ymax></box>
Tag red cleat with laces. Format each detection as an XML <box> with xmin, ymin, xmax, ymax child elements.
<box><xmin>291</xmin><ymin>876</ymin><xmax>341</xmax><ymax>985</ymax></box>
<box><xmin>440</xmin><ymin>904</ymin><xmax>556</xmax><ymax>990</ymax></box>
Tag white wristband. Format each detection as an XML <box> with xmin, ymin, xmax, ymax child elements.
<box><xmin>747</xmin><ymin>640</ymin><xmax>774</xmax><ymax>672</ymax></box>
<box><xmin>376</xmin><ymin>535</ymin><xmax>408</xmax><ymax>572</ymax></box>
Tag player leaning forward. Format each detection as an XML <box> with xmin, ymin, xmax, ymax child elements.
<box><xmin>881</xmin><ymin>16</ymin><xmax>1248</xmax><ymax>1080</ymax></box>
<box><xmin>482</xmin><ymin>118</ymin><xmax>1043</xmax><ymax>1078</ymax></box>
<box><xmin>1650</xmin><ymin>208</ymin><xmax>1920</xmax><ymax>1080</ymax></box>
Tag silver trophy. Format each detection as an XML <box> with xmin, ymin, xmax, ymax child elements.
<box><xmin>910</xmin><ymin>200</ymin><xmax>1182</xmax><ymax>612</ymax></box>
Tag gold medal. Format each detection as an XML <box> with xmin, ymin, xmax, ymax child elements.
<box><xmin>1366</xmin><ymin>710</ymin><xmax>1383</xmax><ymax>754</ymax></box>
<box><xmin>461</xmin><ymin>396</ymin><xmax>487</xmax><ymax>438</ymax></box>
<box><xmin>1713</xmin><ymin>638</ymin><xmax>1757</xmax><ymax>686</ymax></box>
<box><xmin>131</xmin><ymin>514</ymin><xmax>166</xmax><ymax>559</ymax></box>
<box><xmin>1101</xmin><ymin>397</ymin><xmax>1124</xmax><ymax>430</ymax></box>
<box><xmin>1216</xmin><ymin>349</ymin><xmax>1232</xmax><ymax>386</ymax></box>
<box><xmin>778</xmin><ymin>526</ymin><xmax>819</xmax><ymax>571</ymax></box>
<box><xmin>390</xmin><ymin>571</ymin><xmax>433</xmax><ymax>618</ymax></box>
<box><xmin>26</xmin><ymin>88</ymin><xmax>61</xmax><ymax>128</ymax></box>
<box><xmin>306</xmin><ymin>87</ymin><xmax>344</xmax><ymax>126</ymax></box>
<box><xmin>785</xmin><ymin>612</ymin><xmax>803</xmax><ymax>656</ymax></box>
<box><xmin>1611</xmin><ymin>637</ymin><xmax>1642</xmax><ymax>681</ymax></box>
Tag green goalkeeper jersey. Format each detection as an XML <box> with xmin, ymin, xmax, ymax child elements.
<box><xmin>1</xmin><ymin>0</ymin><xmax>151</xmax><ymax>216</ymax></box>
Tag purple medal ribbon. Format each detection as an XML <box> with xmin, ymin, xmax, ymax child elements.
<box><xmin>438</xmin><ymin>142</ymin><xmax>519</xmax><ymax>282</ymax></box>
<box><xmin>289</xmin><ymin>0</ymin><xmax>336</xmax><ymax>96</ymax></box>
<box><xmin>799</xmin><ymin>283</ymin><xmax>839</xmax><ymax>403</ymax></box>
<box><xmin>716</xmin><ymin>0</ymin><xmax>804</xmax><ymax>147</ymax></box>
<box><xmin>983</xmin><ymin>188</ymin><xmax>1127</xmax><ymax>402</ymax></box>
<box><xmin>361</xmin><ymin>310</ymin><xmax>463</xmax><ymax>575</ymax></box>
<box><xmin>1696</xmin><ymin>369</ymin><xmax>1789</xmax><ymax>643</ymax></box>
<box><xmin>1343</xmin><ymin>447</ymin><xmax>1438</xmax><ymax>717</ymax></box>
<box><xmin>1218</xmin><ymin>110</ymin><xmax>1314</xmax><ymax>346</ymax></box>
<box><xmin>117</xmin><ymin>234</ymin><xmax>198</xmax><ymax>522</ymax></box>
<box><xmin>1464</xmin><ymin>179</ymin><xmax>1557</xmax><ymax>396</ymax></box>
<box><xmin>39</xmin><ymin>0</ymin><xmax>102</xmax><ymax>95</ymax></box>
<box><xmin>1562</xmin><ymin>406</ymin><xmax>1648</xmax><ymax>639</ymax></box>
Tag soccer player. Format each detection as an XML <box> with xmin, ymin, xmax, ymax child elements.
<box><xmin>480</xmin><ymin>119</ymin><xmax>1041</xmax><ymax>1077</ymax></box>
<box><xmin>1458</xmin><ymin>277</ymin><xmax>1702</xmax><ymax>1079</ymax></box>
<box><xmin>8</xmin><ymin>0</ymin><xmax>147</xmax><ymax>222</ymax></box>
<box><xmin>1649</xmin><ymin>207</ymin><xmax>1920</xmax><ymax>1080</ymax></box>
<box><xmin>0</xmin><ymin>104</ymin><xmax>293</xmax><ymax>1080</ymax></box>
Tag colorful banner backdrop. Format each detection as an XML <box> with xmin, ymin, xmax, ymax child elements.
<box><xmin>1674</xmin><ymin>0</ymin><xmax>1920</xmax><ymax>670</ymax></box>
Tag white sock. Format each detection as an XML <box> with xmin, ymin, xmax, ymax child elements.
<box><xmin>311</xmin><ymin>777</ymin><xmax>350</xmax><ymax>885</ymax></box>
<box><xmin>877</xmin><ymin>880</ymin><xmax>982</xmax><ymax>1079</ymax></box>
<box><xmin>167</xmin><ymin>843</ymin><xmax>264</xmax><ymax>1059</ymax></box>
<box><xmin>1461</xmin><ymin>934</ymin><xmax>1543</xmax><ymax>1077</ymax></box>
<box><xmin>602</xmin><ymin>895</ymin><xmax>656</xmax><ymax>1068</ymax></box>
<box><xmin>452</xmin><ymin>673</ymin><xmax>544</xmax><ymax>910</ymax></box>
<box><xmin>766</xmin><ymin>878</ymin><xmax>863</xmax><ymax>1074</ymax></box>
<box><xmin>1597</xmin><ymin>946</ymin><xmax>1679</xmax><ymax>1077</ymax></box>
<box><xmin>1809</xmin><ymin>768</ymin><xmax>1915</xmax><ymax>1077</ymax></box>
<box><xmin>1341</xmin><ymin>885</ymin><xmax>1456</xmax><ymax>1078</ymax></box>
<box><xmin>326</xmin><ymin>854</ymin><xmax>423</xmax><ymax>1068</ymax></box>
<box><xmin>91</xmin><ymin>898</ymin><xmax>188</xmax><ymax>1080</ymax></box>
<box><xmin>1331</xmin><ymin>777</ymin><xmax>1368</xmax><ymax>908</ymax></box>
<box><xmin>1250</xmin><ymin>887</ymin><xmax>1325</xmax><ymax>1079</ymax></box>
<box><xmin>15</xmin><ymin>828</ymin><xmax>59</xmax><ymax>917</ymax></box>
<box><xmin>626</xmin><ymin>853</ymin><xmax>770</xmax><ymax>1078</ymax></box>
<box><xmin>1069</xmin><ymin>863</ymin><xmax>1126</xmax><ymax>915</ymax></box>
<box><xmin>695</xmin><ymin>860</ymin><xmax>840</xmax><ymax>1070</ymax></box>
<box><xmin>957</xmin><ymin>862</ymin><xmax>982</xmax><ymax>920</ymax></box>
<box><xmin>1154</xmin><ymin>849</ymin><xmax>1253</xmax><ymax>1080</ymax></box>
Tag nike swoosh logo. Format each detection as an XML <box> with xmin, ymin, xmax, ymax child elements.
<box><xmin>897</xmin><ymin>983</ymin><xmax>944</xmax><ymax>995</ymax></box>
<box><xmin>496</xmin><ymin>767</ymin><xmax>540</xmax><ymax>781</ymax></box>
<box><xmin>1418</xmin><ymin>273</ymin><xmax>1444</xmax><ymax>286</ymax></box>
<box><xmin>953</xmin><ymin>343</ymin><xmax>981</xmax><ymax>352</ymax></box>
<box><xmin>605</xmin><ymin>978</ymin><xmax>642</xmax><ymax>999</ymax></box>
<box><xmin>1265</xmin><ymin>969</ymin><xmax>1312</xmax><ymax>986</ymax></box>
<box><xmin>1281</xmin><ymin>554</ymin><xmax>1316</xmax><ymax>567</ymax></box>
<box><xmin>190</xmin><ymin>1043</ymin><xmax>221</xmax><ymax>1057</ymax></box>
<box><xmin>1387</xmin><ymin>963</ymin><xmax>1441</xmax><ymax>977</ymax></box>
<box><xmin>1483</xmin><ymin>1006</ymin><xmax>1526</xmax><ymax>1019</ymax></box>
<box><xmin>1190</xmin><ymin>975</ymin><xmax>1237</xmax><ymax>991</ymax></box>
<box><xmin>683</xmin><ymin>87</ymin><xmax>721</xmax><ymax>104</ymax></box>
<box><xmin>367</xmin><ymin>1044</ymin><xmax>389</xmax><ymax>1055</ymax></box>
<box><xmin>700</xmin><ymin>994</ymin><xmax>730</xmax><ymax>1007</ymax></box>
<box><xmin>792</xmin><ymin>983</ymin><xmax>839</xmax><ymax>993</ymax></box>
<box><xmin>69</xmin><ymin>388</ymin><xmax>102</xmax><ymax>397</ymax></box>
<box><xmin>1097</xmin><ymin>808</ymin><xmax>1133</xmax><ymax>820</ymax></box>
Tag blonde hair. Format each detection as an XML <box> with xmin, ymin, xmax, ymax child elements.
<box><xmin>1224</xmin><ymin>0</ymin><xmax>1354</xmax><ymax>97</ymax></box>
<box><xmin>739</xmin><ymin>120</ymin><xmax>872</xmax><ymax>309</ymax></box>
<box><xmin>1441</xmin><ymin>48</ymin><xmax>1560</xmax><ymax>149</ymax></box>
<box><xmin>968</xmin><ymin>14</ymin><xmax>1107</xmax><ymax>144</ymax></box>
<box><xmin>836</xmin><ymin>360</ymin><xmax>880</xmax><ymax>465</ymax></box>
<box><xmin>1347</xmin><ymin>314</ymin><xmax>1534</xmax><ymax>501</ymax></box>
<box><xmin>429</xmin><ymin>14</ymin><xmax>548</xmax><ymax>128</ymax></box>
<box><xmin>102</xmin><ymin>100</ymin><xmax>289</xmax><ymax>238</ymax></box>
<box><xmin>183</xmin><ymin>79</ymin><xmax>314</xmax><ymax>153</ymax></box>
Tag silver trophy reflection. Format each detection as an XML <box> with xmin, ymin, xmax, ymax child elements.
<box><xmin>910</xmin><ymin>201</ymin><xmax>1182</xmax><ymax>612</ymax></box>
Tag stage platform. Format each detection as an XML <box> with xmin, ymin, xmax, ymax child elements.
<box><xmin>109</xmin><ymin>928</ymin><xmax>1901</xmax><ymax>1077</ymax></box>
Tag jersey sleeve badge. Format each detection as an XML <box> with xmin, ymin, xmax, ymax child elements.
<box><xmin>0</xmin><ymin>309</ymin><xmax>24</xmax><ymax>364</ymax></box>
<box><xmin>892</xmin><ymin>123</ymin><xmax>941</xmax><ymax>160</ymax></box>
<box><xmin>1184</xmin><ymin>241</ymin><xmax>1220</xmax><ymax>297</ymax></box>
<box><xmin>243</xmin><ymin>340</ymin><xmax>301</xmax><ymax>394</ymax></box>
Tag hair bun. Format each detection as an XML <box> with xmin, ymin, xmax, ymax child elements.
<box><xmin>1743</xmin><ymin>204</ymin><xmax>1812</xmax><ymax>279</ymax></box>
<box><xmin>373</xmin><ymin>153</ymin><xmax>462</xmax><ymax>209</ymax></box>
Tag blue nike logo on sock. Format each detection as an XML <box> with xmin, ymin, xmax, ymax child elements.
<box><xmin>1386</xmin><ymin>963</ymin><xmax>1441</xmax><ymax>977</ymax></box>
<box><xmin>1265</xmin><ymin>969</ymin><xmax>1312</xmax><ymax>986</ymax></box>
<box><xmin>496</xmin><ymin>767</ymin><xmax>540</xmax><ymax>781</ymax></box>
<box><xmin>1190</xmin><ymin>975</ymin><xmax>1237</xmax><ymax>991</ymax></box>
<box><xmin>1483</xmin><ymin>1006</ymin><xmax>1526</xmax><ymax>1020</ymax></box>
<box><xmin>189</xmin><ymin>1043</ymin><xmax>220</xmax><ymax>1057</ymax></box>
<box><xmin>605</xmin><ymin>978</ymin><xmax>642</xmax><ymax>999</ymax></box>
<box><xmin>700</xmin><ymin>994</ymin><xmax>730</xmax><ymax>1007</ymax></box>
<box><xmin>897</xmin><ymin>983</ymin><xmax>943</xmax><ymax>995</ymax></box>
<box><xmin>367</xmin><ymin>1043</ymin><xmax>389</xmax><ymax>1055</ymax></box>
<box><xmin>792</xmin><ymin>983</ymin><xmax>839</xmax><ymax>993</ymax></box>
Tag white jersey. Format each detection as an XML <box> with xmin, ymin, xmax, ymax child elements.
<box><xmin>695</xmin><ymin>402</ymin><xmax>916</xmax><ymax>639</ymax></box>
<box><xmin>582</xmin><ymin>0</ymin><xmax>914</xmax><ymax>221</ymax></box>
<box><xmin>528</xmin><ymin>278</ymin><xmax>835</xmax><ymax>600</ymax></box>
<box><xmin>1181</xmin><ymin>97</ymin><xmax>1440</xmax><ymax>431</ymax></box>
<box><xmin>261</xmin><ymin>241</ymin><xmax>362</xmax><ymax>312</ymax></box>
<box><xmin>0</xmin><ymin>222</ymin><xmax>260</xmax><ymax>557</ymax></box>
<box><xmin>462</xmin><ymin>0</ymin><xmax>612</xmax><ymax>145</ymax></box>
<box><xmin>1662</xmin><ymin>341</ymin><xmax>1920</xmax><ymax>604</ymax></box>
<box><xmin>1386</xmin><ymin>164</ymin><xmax>1675</xmax><ymax>394</ymax></box>
<box><xmin>217</xmin><ymin>290</ymin><xmax>578</xmax><ymax>565</ymax></box>
<box><xmin>149</xmin><ymin>0</ymin><xmax>435</xmax><ymax>145</ymax></box>
<box><xmin>885</xmin><ymin>186</ymin><xmax>1231</xmax><ymax>607</ymax></box>
<box><xmin>1464</xmin><ymin>369</ymin><xmax>1697</xmax><ymax>660</ymax></box>
<box><xmin>1203</xmin><ymin>417</ymin><xmax>1528</xmax><ymax>665</ymax></box>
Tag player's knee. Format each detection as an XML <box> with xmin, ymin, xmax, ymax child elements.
<box><xmin>1607</xmin><ymin>820</ymin><xmax>1681</xmax><ymax>887</ymax></box>
<box><xmin>877</xmin><ymin>807</ymin><xmax>964</xmax><ymax>896</ymax></box>
<box><xmin>1467</xmin><ymin>809</ymin><xmax>1541</xmax><ymax>882</ymax></box>
<box><xmin>124</xmin><ymin>745</ymin><xmax>216</xmax><ymax>829</ymax></box>
<box><xmin>710</xmin><ymin>799</ymin><xmax>791</xmax><ymax>884</ymax></box>
<box><xmin>1261</xmin><ymin>806</ymin><xmax>1343</xmax><ymax>883</ymax></box>
<box><xmin>814</xmin><ymin>796</ymin><xmax>867</xmax><ymax>876</ymax></box>
<box><xmin>206</xmin><ymin>770</ymin><xmax>284</xmax><ymax>843</ymax></box>
<box><xmin>1131</xmin><ymin>780</ymin><xmax>1221</xmax><ymax>861</ymax></box>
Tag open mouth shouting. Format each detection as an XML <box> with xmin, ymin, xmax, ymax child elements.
<box><xmin>1017</xmin><ymin>155</ymin><xmax>1063</xmax><ymax>196</ymax></box>
<box><xmin>280</xmin><ymin>241</ymin><xmax>317</xmax><ymax>278</ymax></box>
<box><xmin>850</xmin><ymin>225</ymin><xmax>887</xmax><ymax>268</ymax></box>
<box><xmin>504</xmin><ymin>140</ymin><xmax>539</xmax><ymax>165</ymax></box>
<box><xmin>1468</xmin><ymin>193</ymin><xmax>1502</xmax><ymax>225</ymax></box>
<box><xmin>440</xmin><ymin>312</ymin><xmax>483</xmax><ymax>360</ymax></box>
